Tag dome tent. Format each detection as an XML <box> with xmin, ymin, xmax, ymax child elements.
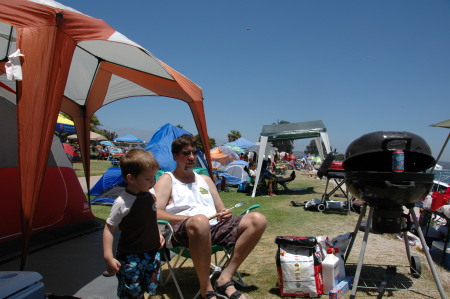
<box><xmin>0</xmin><ymin>97</ymin><xmax>95</xmax><ymax>253</ymax></box>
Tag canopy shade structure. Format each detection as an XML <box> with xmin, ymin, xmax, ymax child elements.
<box><xmin>261</xmin><ymin>120</ymin><xmax>327</xmax><ymax>141</ymax></box>
<box><xmin>430</xmin><ymin>118</ymin><xmax>450</xmax><ymax>174</ymax></box>
<box><xmin>114</xmin><ymin>134</ymin><xmax>144</xmax><ymax>144</ymax></box>
<box><xmin>228</xmin><ymin>137</ymin><xmax>256</xmax><ymax>150</ymax></box>
<box><xmin>431</xmin><ymin>119</ymin><xmax>450</xmax><ymax>129</ymax></box>
<box><xmin>0</xmin><ymin>0</ymin><xmax>212</xmax><ymax>269</ymax></box>
<box><xmin>251</xmin><ymin>120</ymin><xmax>332</xmax><ymax>197</ymax></box>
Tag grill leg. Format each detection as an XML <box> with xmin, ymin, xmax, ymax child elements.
<box><xmin>345</xmin><ymin>203</ymin><xmax>367</xmax><ymax>262</ymax></box>
<box><xmin>350</xmin><ymin>205</ymin><xmax>374</xmax><ymax>298</ymax></box>
<box><xmin>409</xmin><ymin>208</ymin><xmax>448</xmax><ymax>299</ymax></box>
<box><xmin>403</xmin><ymin>230</ymin><xmax>412</xmax><ymax>265</ymax></box>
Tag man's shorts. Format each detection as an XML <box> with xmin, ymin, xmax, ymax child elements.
<box><xmin>116</xmin><ymin>249</ymin><xmax>161</xmax><ymax>298</ymax></box>
<box><xmin>172</xmin><ymin>215</ymin><xmax>244</xmax><ymax>249</ymax></box>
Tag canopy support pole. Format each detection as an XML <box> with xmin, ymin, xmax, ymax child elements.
<box><xmin>430</xmin><ymin>132</ymin><xmax>450</xmax><ymax>175</ymax></box>
<box><xmin>251</xmin><ymin>136</ymin><xmax>268</xmax><ymax>197</ymax></box>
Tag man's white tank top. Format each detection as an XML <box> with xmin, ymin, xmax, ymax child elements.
<box><xmin>165</xmin><ymin>172</ymin><xmax>218</xmax><ymax>225</ymax></box>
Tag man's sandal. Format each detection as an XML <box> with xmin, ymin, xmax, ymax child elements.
<box><xmin>203</xmin><ymin>290</ymin><xmax>219</xmax><ymax>299</ymax></box>
<box><xmin>214</xmin><ymin>280</ymin><xmax>243</xmax><ymax>299</ymax></box>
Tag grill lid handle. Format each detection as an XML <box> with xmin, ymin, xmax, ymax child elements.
<box><xmin>384</xmin><ymin>180</ymin><xmax>415</xmax><ymax>189</ymax></box>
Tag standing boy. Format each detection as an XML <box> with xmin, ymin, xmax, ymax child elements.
<box><xmin>103</xmin><ymin>149</ymin><xmax>165</xmax><ymax>299</ymax></box>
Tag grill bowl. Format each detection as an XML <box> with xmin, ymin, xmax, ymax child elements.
<box><xmin>345</xmin><ymin>171</ymin><xmax>434</xmax><ymax>205</ymax></box>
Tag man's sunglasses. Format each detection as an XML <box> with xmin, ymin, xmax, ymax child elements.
<box><xmin>181</xmin><ymin>150</ymin><xmax>199</xmax><ymax>156</ymax></box>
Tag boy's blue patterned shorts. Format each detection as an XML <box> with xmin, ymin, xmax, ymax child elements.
<box><xmin>116</xmin><ymin>249</ymin><xmax>161</xmax><ymax>298</ymax></box>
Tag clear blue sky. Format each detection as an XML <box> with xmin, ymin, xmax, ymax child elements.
<box><xmin>60</xmin><ymin>0</ymin><xmax>450</xmax><ymax>162</ymax></box>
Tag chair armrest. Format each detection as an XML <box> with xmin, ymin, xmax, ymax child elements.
<box><xmin>239</xmin><ymin>204</ymin><xmax>261</xmax><ymax>215</ymax></box>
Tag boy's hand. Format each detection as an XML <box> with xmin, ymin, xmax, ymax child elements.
<box><xmin>105</xmin><ymin>258</ymin><xmax>121</xmax><ymax>276</ymax></box>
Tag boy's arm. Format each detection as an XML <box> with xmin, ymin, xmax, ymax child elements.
<box><xmin>103</xmin><ymin>223</ymin><xmax>121</xmax><ymax>275</ymax></box>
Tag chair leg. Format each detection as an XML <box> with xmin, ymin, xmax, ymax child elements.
<box><xmin>160</xmin><ymin>249</ymin><xmax>185</xmax><ymax>299</ymax></box>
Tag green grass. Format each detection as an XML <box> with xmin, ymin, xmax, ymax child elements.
<box><xmin>73</xmin><ymin>159</ymin><xmax>114</xmax><ymax>177</ymax></box>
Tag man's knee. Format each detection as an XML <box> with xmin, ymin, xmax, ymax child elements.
<box><xmin>242</xmin><ymin>212</ymin><xmax>266</xmax><ymax>231</ymax></box>
<box><xmin>185</xmin><ymin>215</ymin><xmax>211</xmax><ymax>236</ymax></box>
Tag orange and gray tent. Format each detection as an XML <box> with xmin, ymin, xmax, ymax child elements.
<box><xmin>0</xmin><ymin>0</ymin><xmax>212</xmax><ymax>269</ymax></box>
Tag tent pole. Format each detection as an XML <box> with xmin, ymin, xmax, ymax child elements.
<box><xmin>430</xmin><ymin>132</ymin><xmax>450</xmax><ymax>175</ymax></box>
<box><xmin>251</xmin><ymin>136</ymin><xmax>268</xmax><ymax>197</ymax></box>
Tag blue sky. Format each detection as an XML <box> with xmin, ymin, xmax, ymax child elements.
<box><xmin>61</xmin><ymin>0</ymin><xmax>450</xmax><ymax>162</ymax></box>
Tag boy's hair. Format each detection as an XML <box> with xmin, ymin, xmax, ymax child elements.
<box><xmin>120</xmin><ymin>149</ymin><xmax>159</xmax><ymax>180</ymax></box>
<box><xmin>172</xmin><ymin>134</ymin><xmax>197</xmax><ymax>154</ymax></box>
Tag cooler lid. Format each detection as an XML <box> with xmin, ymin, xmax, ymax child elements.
<box><xmin>0</xmin><ymin>271</ymin><xmax>43</xmax><ymax>298</ymax></box>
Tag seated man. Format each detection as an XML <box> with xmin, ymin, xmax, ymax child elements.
<box><xmin>261</xmin><ymin>160</ymin><xmax>296</xmax><ymax>196</ymax></box>
<box><xmin>154</xmin><ymin>134</ymin><xmax>266</xmax><ymax>299</ymax></box>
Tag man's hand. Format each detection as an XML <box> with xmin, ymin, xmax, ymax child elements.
<box><xmin>218</xmin><ymin>208</ymin><xmax>232</xmax><ymax>221</ymax></box>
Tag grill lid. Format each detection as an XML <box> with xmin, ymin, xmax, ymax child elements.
<box><xmin>343</xmin><ymin>131</ymin><xmax>435</xmax><ymax>172</ymax></box>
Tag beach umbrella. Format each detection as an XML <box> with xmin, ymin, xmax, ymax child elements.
<box><xmin>100</xmin><ymin>141</ymin><xmax>115</xmax><ymax>146</ymax></box>
<box><xmin>223</xmin><ymin>142</ymin><xmax>244</xmax><ymax>154</ymax></box>
<box><xmin>55</xmin><ymin>114</ymin><xmax>76</xmax><ymax>134</ymax></box>
<box><xmin>114</xmin><ymin>134</ymin><xmax>144</xmax><ymax>144</ymax></box>
<box><xmin>68</xmin><ymin>131</ymin><xmax>107</xmax><ymax>141</ymax></box>
<box><xmin>210</xmin><ymin>146</ymin><xmax>239</xmax><ymax>166</ymax></box>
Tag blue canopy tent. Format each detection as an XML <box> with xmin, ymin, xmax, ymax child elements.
<box><xmin>230</xmin><ymin>137</ymin><xmax>256</xmax><ymax>149</ymax></box>
<box><xmin>113</xmin><ymin>134</ymin><xmax>144</xmax><ymax>144</ymax></box>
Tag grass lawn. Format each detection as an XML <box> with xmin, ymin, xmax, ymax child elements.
<box><xmin>73</xmin><ymin>159</ymin><xmax>113</xmax><ymax>177</ymax></box>
<box><xmin>85</xmin><ymin>167</ymin><xmax>449</xmax><ymax>298</ymax></box>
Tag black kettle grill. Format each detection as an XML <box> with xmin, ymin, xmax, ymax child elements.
<box><xmin>342</xmin><ymin>131</ymin><xmax>447</xmax><ymax>299</ymax></box>
<box><xmin>344</xmin><ymin>131</ymin><xmax>435</xmax><ymax>234</ymax></box>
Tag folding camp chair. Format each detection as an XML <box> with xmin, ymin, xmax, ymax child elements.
<box><xmin>316</xmin><ymin>152</ymin><xmax>351</xmax><ymax>212</ymax></box>
<box><xmin>158</xmin><ymin>204</ymin><xmax>261</xmax><ymax>299</ymax></box>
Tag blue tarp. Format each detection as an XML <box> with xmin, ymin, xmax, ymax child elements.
<box><xmin>113</xmin><ymin>134</ymin><xmax>144</xmax><ymax>143</ymax></box>
<box><xmin>219</xmin><ymin>173</ymin><xmax>242</xmax><ymax>185</ymax></box>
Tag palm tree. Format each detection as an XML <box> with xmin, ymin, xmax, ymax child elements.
<box><xmin>195</xmin><ymin>135</ymin><xmax>216</xmax><ymax>152</ymax></box>
<box><xmin>227</xmin><ymin>130</ymin><xmax>241</xmax><ymax>142</ymax></box>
